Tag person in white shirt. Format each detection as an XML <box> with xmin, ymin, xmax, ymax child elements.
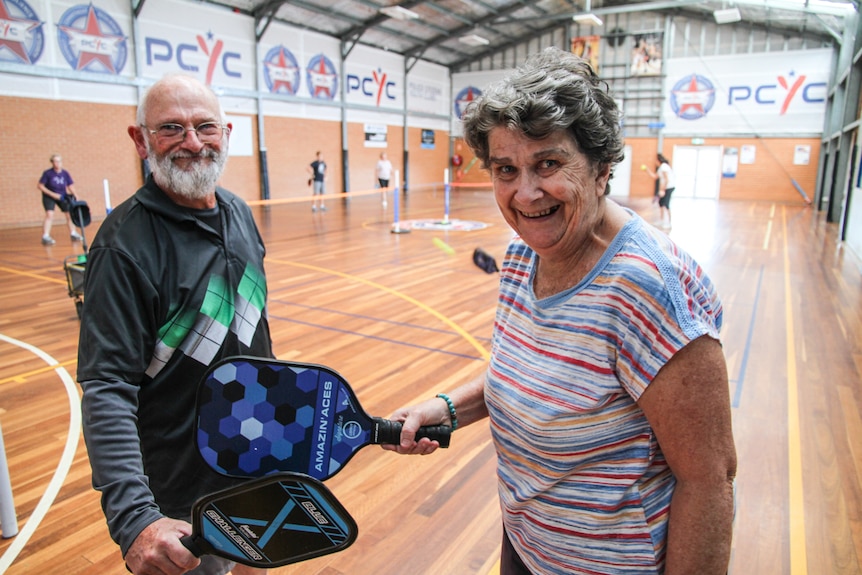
<box><xmin>375</xmin><ymin>152</ymin><xmax>393</xmax><ymax>188</ymax></box>
<box><xmin>656</xmin><ymin>153</ymin><xmax>676</xmax><ymax>229</ymax></box>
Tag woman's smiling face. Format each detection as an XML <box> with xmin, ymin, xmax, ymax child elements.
<box><xmin>487</xmin><ymin>126</ymin><xmax>610</xmax><ymax>261</ymax></box>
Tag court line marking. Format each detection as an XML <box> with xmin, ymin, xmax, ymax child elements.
<box><xmin>782</xmin><ymin>206</ymin><xmax>807</xmax><ymax>574</ymax></box>
<box><xmin>269</xmin><ymin>299</ymin><xmax>492</xmax><ymax>343</ymax></box>
<box><xmin>268</xmin><ymin>313</ymin><xmax>485</xmax><ymax>361</ymax></box>
<box><xmin>0</xmin><ymin>266</ymin><xmax>66</xmax><ymax>285</ymax></box>
<box><xmin>0</xmin><ymin>333</ymin><xmax>81</xmax><ymax>573</ymax></box>
<box><xmin>0</xmin><ymin>359</ymin><xmax>78</xmax><ymax>387</ymax></box>
<box><xmin>762</xmin><ymin>204</ymin><xmax>775</xmax><ymax>250</ymax></box>
<box><xmin>731</xmin><ymin>264</ymin><xmax>763</xmax><ymax>408</ymax></box>
<box><xmin>267</xmin><ymin>258</ymin><xmax>491</xmax><ymax>361</ymax></box>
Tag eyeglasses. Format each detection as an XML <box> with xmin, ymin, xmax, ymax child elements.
<box><xmin>141</xmin><ymin>122</ymin><xmax>228</xmax><ymax>143</ymax></box>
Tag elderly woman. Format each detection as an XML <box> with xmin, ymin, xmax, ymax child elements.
<box><xmin>385</xmin><ymin>48</ymin><xmax>736</xmax><ymax>575</ymax></box>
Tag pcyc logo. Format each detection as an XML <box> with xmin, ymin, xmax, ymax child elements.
<box><xmin>145</xmin><ymin>31</ymin><xmax>241</xmax><ymax>85</ymax></box>
<box><xmin>346</xmin><ymin>68</ymin><xmax>396</xmax><ymax>106</ymax></box>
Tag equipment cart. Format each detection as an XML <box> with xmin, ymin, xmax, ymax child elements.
<box><xmin>62</xmin><ymin>200</ymin><xmax>91</xmax><ymax>320</ymax></box>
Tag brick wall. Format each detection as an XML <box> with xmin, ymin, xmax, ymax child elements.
<box><xmin>3</xmin><ymin>92</ymin><xmax>818</xmax><ymax>230</ymax></box>
<box><xmin>261</xmin><ymin>116</ymin><xmax>341</xmax><ymax>199</ymax></box>
<box><xmin>404</xmin><ymin>126</ymin><xmax>450</xmax><ymax>190</ymax></box>
<box><xmin>1</xmin><ymin>94</ymin><xmax>454</xmax><ymax>228</ymax></box>
<box><xmin>451</xmin><ymin>135</ymin><xmax>821</xmax><ymax>204</ymax></box>
<box><xmin>218</xmin><ymin>114</ymin><xmax>261</xmax><ymax>204</ymax></box>
<box><xmin>0</xmin><ymin>96</ymin><xmax>141</xmax><ymax>228</ymax></box>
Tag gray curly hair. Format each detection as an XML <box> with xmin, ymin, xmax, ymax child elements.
<box><xmin>462</xmin><ymin>47</ymin><xmax>625</xmax><ymax>192</ymax></box>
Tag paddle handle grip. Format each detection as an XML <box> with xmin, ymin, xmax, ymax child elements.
<box><xmin>127</xmin><ymin>538</ymin><xmax>204</xmax><ymax>575</ymax></box>
<box><xmin>373</xmin><ymin>417</ymin><xmax>451</xmax><ymax>448</ymax></box>
<box><xmin>180</xmin><ymin>534</ymin><xmax>203</xmax><ymax>558</ymax></box>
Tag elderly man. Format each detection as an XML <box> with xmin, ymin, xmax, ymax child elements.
<box><xmin>78</xmin><ymin>74</ymin><xmax>273</xmax><ymax>575</ymax></box>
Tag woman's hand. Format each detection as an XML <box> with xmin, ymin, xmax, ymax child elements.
<box><xmin>383</xmin><ymin>397</ymin><xmax>452</xmax><ymax>455</ymax></box>
<box><xmin>382</xmin><ymin>375</ymin><xmax>489</xmax><ymax>455</ymax></box>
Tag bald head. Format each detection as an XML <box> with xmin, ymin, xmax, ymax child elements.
<box><xmin>136</xmin><ymin>74</ymin><xmax>224</xmax><ymax>127</ymax></box>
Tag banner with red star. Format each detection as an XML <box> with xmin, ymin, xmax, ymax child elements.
<box><xmin>663</xmin><ymin>49</ymin><xmax>831</xmax><ymax>135</ymax></box>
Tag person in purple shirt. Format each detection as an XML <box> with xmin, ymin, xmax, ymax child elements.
<box><xmin>38</xmin><ymin>154</ymin><xmax>83</xmax><ymax>245</ymax></box>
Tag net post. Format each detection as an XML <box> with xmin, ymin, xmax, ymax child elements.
<box><xmin>391</xmin><ymin>170</ymin><xmax>410</xmax><ymax>234</ymax></box>
<box><xmin>440</xmin><ymin>168</ymin><xmax>451</xmax><ymax>225</ymax></box>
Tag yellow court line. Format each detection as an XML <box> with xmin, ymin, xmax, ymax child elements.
<box><xmin>763</xmin><ymin>220</ymin><xmax>773</xmax><ymax>251</ymax></box>
<box><xmin>0</xmin><ymin>265</ymin><xmax>67</xmax><ymax>285</ymax></box>
<box><xmin>267</xmin><ymin>259</ymin><xmax>491</xmax><ymax>361</ymax></box>
<box><xmin>783</xmin><ymin>206</ymin><xmax>808</xmax><ymax>574</ymax></box>
<box><xmin>0</xmin><ymin>359</ymin><xmax>78</xmax><ymax>386</ymax></box>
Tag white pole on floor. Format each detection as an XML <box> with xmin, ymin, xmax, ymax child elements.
<box><xmin>0</xmin><ymin>421</ymin><xmax>18</xmax><ymax>538</ymax></box>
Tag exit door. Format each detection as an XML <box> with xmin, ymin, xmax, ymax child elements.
<box><xmin>672</xmin><ymin>146</ymin><xmax>722</xmax><ymax>199</ymax></box>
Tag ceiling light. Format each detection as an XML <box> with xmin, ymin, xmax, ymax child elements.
<box><xmin>459</xmin><ymin>33</ymin><xmax>490</xmax><ymax>46</ymax></box>
<box><xmin>573</xmin><ymin>13</ymin><xmax>603</xmax><ymax>26</ymax></box>
<box><xmin>379</xmin><ymin>5</ymin><xmax>420</xmax><ymax>20</ymax></box>
<box><xmin>713</xmin><ymin>7</ymin><xmax>742</xmax><ymax>24</ymax></box>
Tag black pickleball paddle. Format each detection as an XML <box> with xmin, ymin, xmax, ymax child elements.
<box><xmin>181</xmin><ymin>472</ymin><xmax>357</xmax><ymax>568</ymax></box>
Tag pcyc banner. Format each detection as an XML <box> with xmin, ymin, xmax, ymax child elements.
<box><xmin>663</xmin><ymin>49</ymin><xmax>831</xmax><ymax>136</ymax></box>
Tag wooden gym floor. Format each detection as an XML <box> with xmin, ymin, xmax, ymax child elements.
<box><xmin>0</xmin><ymin>183</ymin><xmax>860</xmax><ymax>574</ymax></box>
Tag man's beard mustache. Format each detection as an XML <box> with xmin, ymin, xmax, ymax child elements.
<box><xmin>147</xmin><ymin>143</ymin><xmax>228</xmax><ymax>201</ymax></box>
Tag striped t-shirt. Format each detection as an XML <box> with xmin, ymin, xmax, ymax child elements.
<box><xmin>485</xmin><ymin>214</ymin><xmax>722</xmax><ymax>574</ymax></box>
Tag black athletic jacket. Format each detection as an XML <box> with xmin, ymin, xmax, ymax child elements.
<box><xmin>77</xmin><ymin>176</ymin><xmax>274</xmax><ymax>556</ymax></box>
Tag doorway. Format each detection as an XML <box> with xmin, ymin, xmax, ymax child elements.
<box><xmin>672</xmin><ymin>146</ymin><xmax>722</xmax><ymax>199</ymax></box>
<box><xmin>610</xmin><ymin>144</ymin><xmax>632</xmax><ymax>198</ymax></box>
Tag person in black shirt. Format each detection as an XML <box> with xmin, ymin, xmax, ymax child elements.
<box><xmin>78</xmin><ymin>74</ymin><xmax>273</xmax><ymax>575</ymax></box>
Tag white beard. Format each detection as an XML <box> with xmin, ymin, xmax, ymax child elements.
<box><xmin>147</xmin><ymin>141</ymin><xmax>229</xmax><ymax>201</ymax></box>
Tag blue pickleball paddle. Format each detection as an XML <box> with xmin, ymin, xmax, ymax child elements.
<box><xmin>194</xmin><ymin>356</ymin><xmax>451</xmax><ymax>480</ymax></box>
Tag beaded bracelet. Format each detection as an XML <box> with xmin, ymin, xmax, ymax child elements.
<box><xmin>436</xmin><ymin>393</ymin><xmax>458</xmax><ymax>430</ymax></box>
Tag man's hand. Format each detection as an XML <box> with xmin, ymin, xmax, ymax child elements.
<box><xmin>125</xmin><ymin>518</ymin><xmax>200</xmax><ymax>575</ymax></box>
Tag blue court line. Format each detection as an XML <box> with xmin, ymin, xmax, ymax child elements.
<box><xmin>267</xmin><ymin>313</ymin><xmax>485</xmax><ymax>361</ymax></box>
<box><xmin>732</xmin><ymin>264</ymin><xmax>764</xmax><ymax>408</ymax></box>
<box><xmin>268</xmin><ymin>298</ymin><xmax>492</xmax><ymax>344</ymax></box>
